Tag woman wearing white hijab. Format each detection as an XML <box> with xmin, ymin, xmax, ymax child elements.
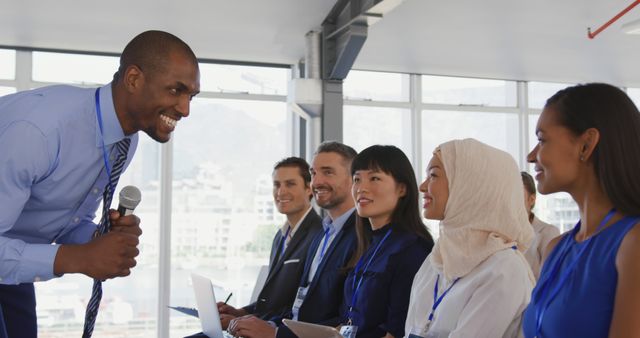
<box><xmin>404</xmin><ymin>138</ymin><xmax>535</xmax><ymax>338</ymax></box>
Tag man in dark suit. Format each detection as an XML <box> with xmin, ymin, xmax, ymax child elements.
<box><xmin>218</xmin><ymin>157</ymin><xmax>322</xmax><ymax>327</ymax></box>
<box><xmin>228</xmin><ymin>141</ymin><xmax>359</xmax><ymax>338</ymax></box>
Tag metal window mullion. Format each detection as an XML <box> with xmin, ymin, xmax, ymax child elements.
<box><xmin>157</xmin><ymin>139</ymin><xmax>173</xmax><ymax>338</ymax></box>
<box><xmin>419</xmin><ymin>102</ymin><xmax>520</xmax><ymax>114</ymax></box>
<box><xmin>15</xmin><ymin>50</ymin><xmax>32</xmax><ymax>91</ymax></box>
<box><xmin>411</xmin><ymin>74</ymin><xmax>423</xmax><ymax>183</ymax></box>
<box><xmin>196</xmin><ymin>92</ymin><xmax>286</xmax><ymax>102</ymax></box>
<box><xmin>29</xmin><ymin>80</ymin><xmax>107</xmax><ymax>89</ymax></box>
<box><xmin>343</xmin><ymin>99</ymin><xmax>411</xmax><ymax>109</ymax></box>
<box><xmin>518</xmin><ymin>81</ymin><xmax>529</xmax><ymax>170</ymax></box>
<box><xmin>0</xmin><ymin>79</ymin><xmax>16</xmax><ymax>87</ymax></box>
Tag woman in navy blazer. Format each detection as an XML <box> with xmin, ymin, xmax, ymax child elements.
<box><xmin>340</xmin><ymin>145</ymin><xmax>434</xmax><ymax>338</ymax></box>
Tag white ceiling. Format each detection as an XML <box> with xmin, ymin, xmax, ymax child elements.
<box><xmin>2</xmin><ymin>0</ymin><xmax>640</xmax><ymax>86</ymax></box>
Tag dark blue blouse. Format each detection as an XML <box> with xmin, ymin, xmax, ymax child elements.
<box><xmin>340</xmin><ymin>224</ymin><xmax>433</xmax><ymax>338</ymax></box>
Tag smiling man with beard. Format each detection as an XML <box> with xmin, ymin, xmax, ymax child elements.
<box><xmin>227</xmin><ymin>142</ymin><xmax>360</xmax><ymax>338</ymax></box>
<box><xmin>218</xmin><ymin>157</ymin><xmax>322</xmax><ymax>327</ymax></box>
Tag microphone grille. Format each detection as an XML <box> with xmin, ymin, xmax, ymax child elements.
<box><xmin>119</xmin><ymin>185</ymin><xmax>142</xmax><ymax>209</ymax></box>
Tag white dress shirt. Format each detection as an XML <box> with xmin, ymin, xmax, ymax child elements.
<box><xmin>279</xmin><ymin>207</ymin><xmax>312</xmax><ymax>250</ymax></box>
<box><xmin>523</xmin><ymin>216</ymin><xmax>561</xmax><ymax>280</ymax></box>
<box><xmin>404</xmin><ymin>249</ymin><xmax>533</xmax><ymax>338</ymax></box>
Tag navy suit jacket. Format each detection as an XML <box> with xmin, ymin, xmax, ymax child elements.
<box><xmin>243</xmin><ymin>209</ymin><xmax>322</xmax><ymax>319</ymax></box>
<box><xmin>276</xmin><ymin>211</ymin><xmax>357</xmax><ymax>338</ymax></box>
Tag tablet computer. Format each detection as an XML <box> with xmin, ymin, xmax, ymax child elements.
<box><xmin>282</xmin><ymin>319</ymin><xmax>343</xmax><ymax>338</ymax></box>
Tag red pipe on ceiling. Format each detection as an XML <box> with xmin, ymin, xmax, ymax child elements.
<box><xmin>588</xmin><ymin>0</ymin><xmax>640</xmax><ymax>39</ymax></box>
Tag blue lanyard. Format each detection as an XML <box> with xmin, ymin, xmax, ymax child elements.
<box><xmin>318</xmin><ymin>226</ymin><xmax>332</xmax><ymax>260</ymax></box>
<box><xmin>95</xmin><ymin>88</ymin><xmax>113</xmax><ymax>187</ymax></box>
<box><xmin>347</xmin><ymin>228</ymin><xmax>392</xmax><ymax>323</ymax></box>
<box><xmin>280</xmin><ymin>226</ymin><xmax>292</xmax><ymax>257</ymax></box>
<box><xmin>533</xmin><ymin>209</ymin><xmax>616</xmax><ymax>337</ymax></box>
<box><xmin>428</xmin><ymin>275</ymin><xmax>460</xmax><ymax>322</ymax></box>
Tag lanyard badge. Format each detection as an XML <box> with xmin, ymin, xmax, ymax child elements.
<box><xmin>533</xmin><ymin>209</ymin><xmax>616</xmax><ymax>337</ymax></box>
<box><xmin>346</xmin><ymin>228</ymin><xmax>392</xmax><ymax>328</ymax></box>
<box><xmin>95</xmin><ymin>88</ymin><xmax>112</xmax><ymax>180</ymax></box>
<box><xmin>409</xmin><ymin>274</ymin><xmax>459</xmax><ymax>338</ymax></box>
<box><xmin>340</xmin><ymin>325</ymin><xmax>358</xmax><ymax>338</ymax></box>
<box><xmin>291</xmin><ymin>286</ymin><xmax>308</xmax><ymax>321</ymax></box>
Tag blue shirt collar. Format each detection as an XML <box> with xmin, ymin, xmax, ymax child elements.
<box><xmin>323</xmin><ymin>207</ymin><xmax>356</xmax><ymax>235</ymax></box>
<box><xmin>95</xmin><ymin>83</ymin><xmax>126</xmax><ymax>147</ymax></box>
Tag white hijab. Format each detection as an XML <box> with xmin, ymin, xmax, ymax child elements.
<box><xmin>430</xmin><ymin>138</ymin><xmax>534</xmax><ymax>281</ymax></box>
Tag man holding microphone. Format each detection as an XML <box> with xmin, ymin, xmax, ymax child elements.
<box><xmin>0</xmin><ymin>30</ymin><xmax>200</xmax><ymax>337</ymax></box>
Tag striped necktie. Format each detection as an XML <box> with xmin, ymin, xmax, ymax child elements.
<box><xmin>82</xmin><ymin>138</ymin><xmax>131</xmax><ymax>338</ymax></box>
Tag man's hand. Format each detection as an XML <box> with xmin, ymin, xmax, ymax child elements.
<box><xmin>109</xmin><ymin>210</ymin><xmax>142</xmax><ymax>236</ymax></box>
<box><xmin>228</xmin><ymin>315</ymin><xmax>276</xmax><ymax>338</ymax></box>
<box><xmin>53</xmin><ymin>209</ymin><xmax>142</xmax><ymax>279</ymax></box>
<box><xmin>217</xmin><ymin>302</ymin><xmax>248</xmax><ymax>317</ymax></box>
<box><xmin>220</xmin><ymin>313</ymin><xmax>236</xmax><ymax>330</ymax></box>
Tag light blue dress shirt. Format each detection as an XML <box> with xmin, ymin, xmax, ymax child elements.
<box><xmin>0</xmin><ymin>84</ymin><xmax>138</xmax><ymax>284</ymax></box>
<box><xmin>306</xmin><ymin>207</ymin><xmax>355</xmax><ymax>283</ymax></box>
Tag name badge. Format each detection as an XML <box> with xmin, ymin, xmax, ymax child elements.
<box><xmin>291</xmin><ymin>286</ymin><xmax>308</xmax><ymax>321</ymax></box>
<box><xmin>340</xmin><ymin>325</ymin><xmax>358</xmax><ymax>338</ymax></box>
<box><xmin>408</xmin><ymin>325</ymin><xmax>429</xmax><ymax>338</ymax></box>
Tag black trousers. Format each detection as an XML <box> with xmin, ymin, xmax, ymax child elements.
<box><xmin>0</xmin><ymin>283</ymin><xmax>37</xmax><ymax>338</ymax></box>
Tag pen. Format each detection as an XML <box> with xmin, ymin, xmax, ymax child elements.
<box><xmin>224</xmin><ymin>293</ymin><xmax>233</xmax><ymax>304</ymax></box>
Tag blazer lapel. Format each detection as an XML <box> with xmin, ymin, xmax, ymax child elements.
<box><xmin>268</xmin><ymin>232</ymin><xmax>282</xmax><ymax>269</ymax></box>
<box><xmin>300</xmin><ymin>232</ymin><xmax>324</xmax><ymax>286</ymax></box>
<box><xmin>307</xmin><ymin>211</ymin><xmax>356</xmax><ymax>292</ymax></box>
<box><xmin>263</xmin><ymin>210</ymin><xmax>317</xmax><ymax>287</ymax></box>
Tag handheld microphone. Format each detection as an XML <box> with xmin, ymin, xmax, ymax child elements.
<box><xmin>117</xmin><ymin>185</ymin><xmax>142</xmax><ymax>216</ymax></box>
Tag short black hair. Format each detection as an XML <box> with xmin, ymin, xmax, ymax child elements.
<box><xmin>348</xmin><ymin>145</ymin><xmax>434</xmax><ymax>268</ymax></box>
<box><xmin>545</xmin><ymin>83</ymin><xmax>640</xmax><ymax>215</ymax></box>
<box><xmin>273</xmin><ymin>157</ymin><xmax>311</xmax><ymax>185</ymax></box>
<box><xmin>115</xmin><ymin>30</ymin><xmax>198</xmax><ymax>82</ymax></box>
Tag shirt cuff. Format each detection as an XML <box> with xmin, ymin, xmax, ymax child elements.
<box><xmin>17</xmin><ymin>243</ymin><xmax>60</xmax><ymax>282</ymax></box>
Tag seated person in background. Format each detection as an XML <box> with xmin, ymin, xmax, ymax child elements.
<box><xmin>340</xmin><ymin>145</ymin><xmax>434</xmax><ymax>338</ymax></box>
<box><xmin>218</xmin><ymin>157</ymin><xmax>322</xmax><ymax>327</ymax></box>
<box><xmin>227</xmin><ymin>141</ymin><xmax>359</xmax><ymax>338</ymax></box>
<box><xmin>404</xmin><ymin>138</ymin><xmax>534</xmax><ymax>338</ymax></box>
<box><xmin>521</xmin><ymin>171</ymin><xmax>560</xmax><ymax>280</ymax></box>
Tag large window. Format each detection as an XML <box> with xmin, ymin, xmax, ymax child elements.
<box><xmin>527</xmin><ymin>81</ymin><xmax>573</xmax><ymax>109</ymax></box>
<box><xmin>0</xmin><ymin>86</ymin><xmax>15</xmax><ymax>96</ymax></box>
<box><xmin>343</xmin><ymin>106</ymin><xmax>412</xmax><ymax>155</ymax></box>
<box><xmin>421</xmin><ymin>110</ymin><xmax>519</xmax><ymax>163</ymax></box>
<box><xmin>199</xmin><ymin>63</ymin><xmax>289</xmax><ymax>95</ymax></box>
<box><xmin>627</xmin><ymin>87</ymin><xmax>640</xmax><ymax>108</ymax></box>
<box><xmin>169</xmin><ymin>97</ymin><xmax>288</xmax><ymax>336</ymax></box>
<box><xmin>422</xmin><ymin>75</ymin><xmax>517</xmax><ymax>107</ymax></box>
<box><xmin>343</xmin><ymin>70</ymin><xmax>412</xmax><ymax>160</ymax></box>
<box><xmin>344</xmin><ymin>70</ymin><xmax>410</xmax><ymax>102</ymax></box>
<box><xmin>32</xmin><ymin>52</ymin><xmax>119</xmax><ymax>85</ymax></box>
<box><xmin>0</xmin><ymin>49</ymin><xmax>15</xmax><ymax>80</ymax></box>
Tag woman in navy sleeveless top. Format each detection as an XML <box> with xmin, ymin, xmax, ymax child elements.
<box><xmin>522</xmin><ymin>83</ymin><xmax>640</xmax><ymax>338</ymax></box>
